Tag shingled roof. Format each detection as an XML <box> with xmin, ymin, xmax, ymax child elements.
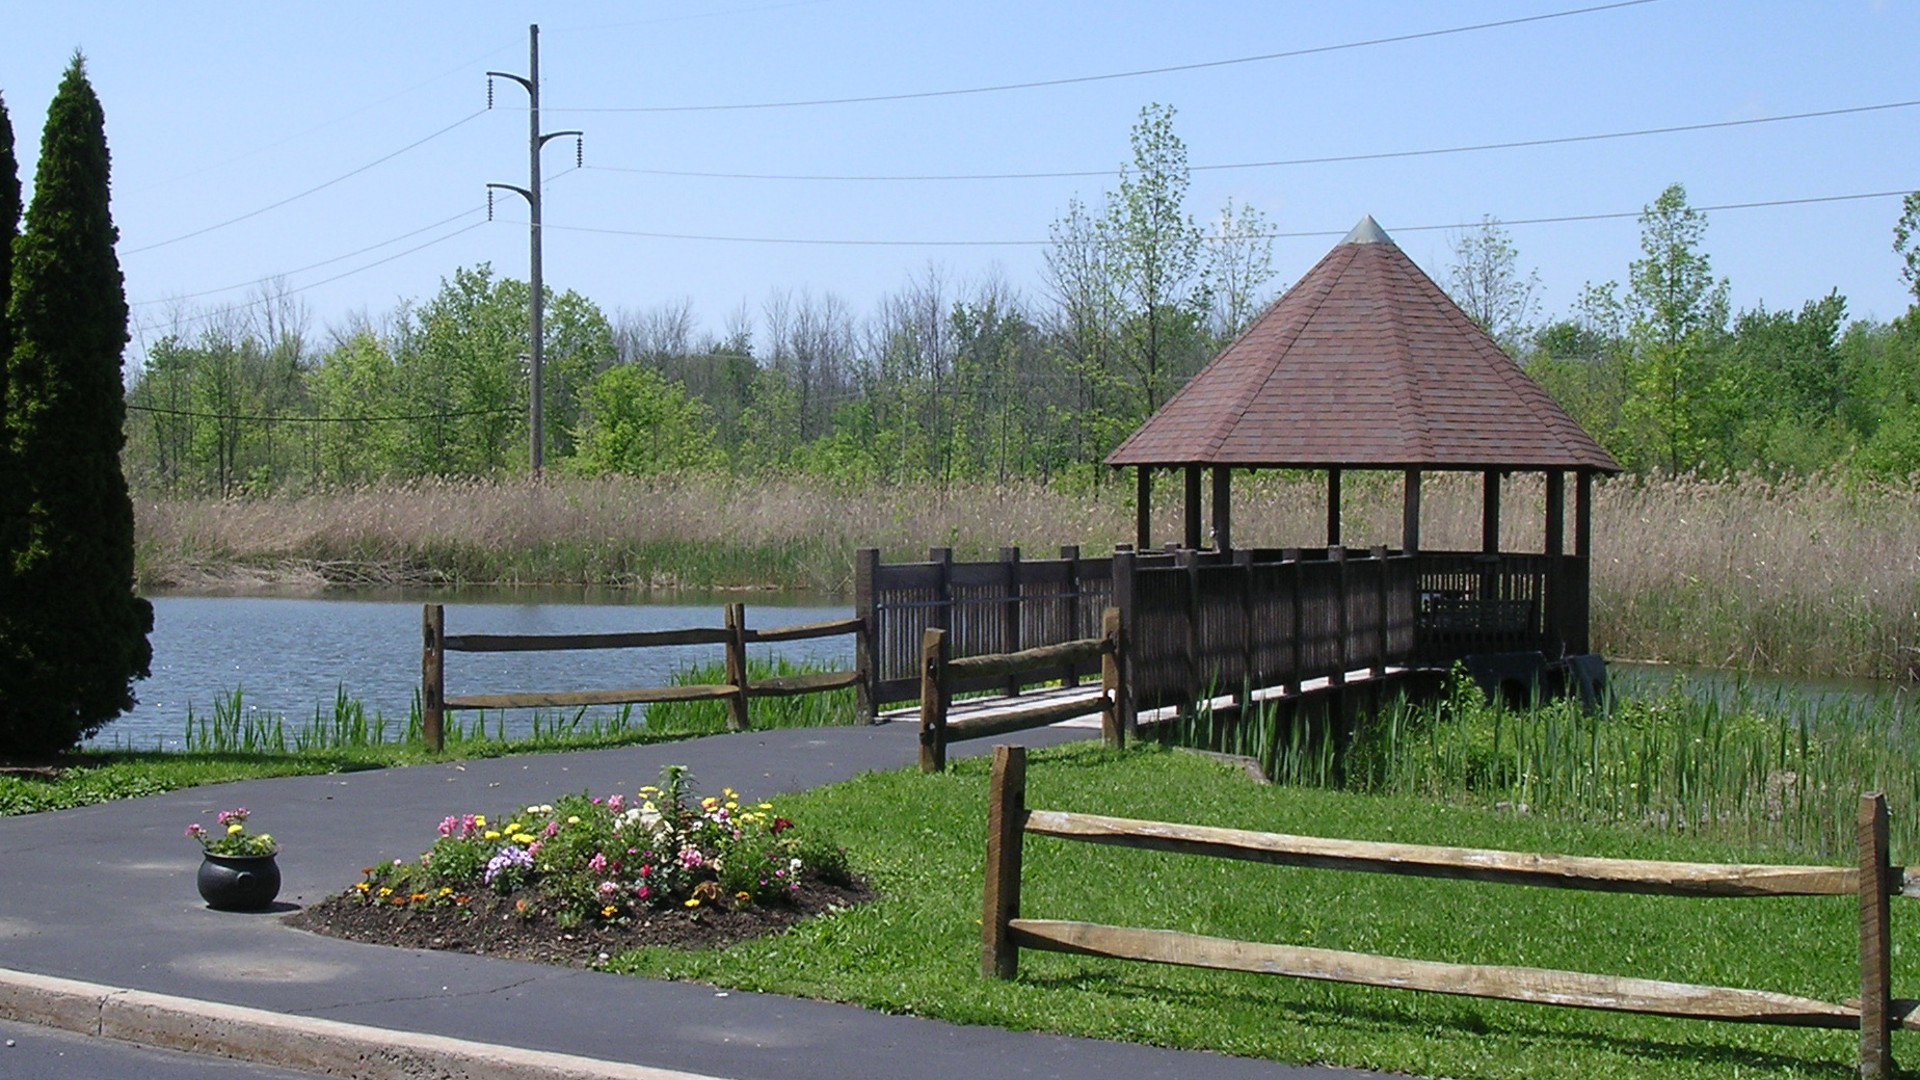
<box><xmin>1105</xmin><ymin>217</ymin><xmax>1621</xmax><ymax>473</ymax></box>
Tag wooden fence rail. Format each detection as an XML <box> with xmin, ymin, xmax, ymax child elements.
<box><xmin>982</xmin><ymin>745</ymin><xmax>1915</xmax><ymax>1078</ymax></box>
<box><xmin>919</xmin><ymin>608</ymin><xmax>1123</xmax><ymax>773</ymax></box>
<box><xmin>419</xmin><ymin>603</ymin><xmax>864</xmax><ymax>751</ymax></box>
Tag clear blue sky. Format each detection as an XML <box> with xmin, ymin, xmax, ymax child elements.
<box><xmin>4</xmin><ymin>1</ymin><xmax>1916</xmax><ymax>358</ymax></box>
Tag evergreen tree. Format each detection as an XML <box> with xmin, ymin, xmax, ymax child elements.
<box><xmin>0</xmin><ymin>92</ymin><xmax>18</xmax><ymax>735</ymax></box>
<box><xmin>1</xmin><ymin>56</ymin><xmax>152</xmax><ymax>755</ymax></box>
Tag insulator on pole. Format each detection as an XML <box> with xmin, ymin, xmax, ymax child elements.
<box><xmin>487</xmin><ymin>190</ymin><xmax>493</xmax><ymax>221</ymax></box>
<box><xmin>575</xmin><ymin>138</ymin><xmax>583</xmax><ymax>168</ymax></box>
<box><xmin>487</xmin><ymin>78</ymin><xmax>494</xmax><ymax>109</ymax></box>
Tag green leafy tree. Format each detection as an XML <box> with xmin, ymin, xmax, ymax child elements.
<box><xmin>1444</xmin><ymin>215</ymin><xmax>1541</xmax><ymax>351</ymax></box>
<box><xmin>1893</xmin><ymin>191</ymin><xmax>1920</xmax><ymax>307</ymax></box>
<box><xmin>567</xmin><ymin>363</ymin><xmax>721</xmax><ymax>476</ymax></box>
<box><xmin>306</xmin><ymin>331</ymin><xmax>402</xmax><ymax>483</ymax></box>
<box><xmin>1621</xmin><ymin>183</ymin><xmax>1731</xmax><ymax>472</ymax></box>
<box><xmin>1</xmin><ymin>56</ymin><xmax>152</xmax><ymax>755</ymax></box>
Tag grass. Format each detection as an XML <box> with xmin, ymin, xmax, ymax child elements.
<box><xmin>644</xmin><ymin>656</ymin><xmax>861</xmax><ymax>734</ymax></box>
<box><xmin>1167</xmin><ymin>673</ymin><xmax>1920</xmax><ymax>862</ymax></box>
<box><xmin>610</xmin><ymin>742</ymin><xmax>1909</xmax><ymax>1079</ymax></box>
<box><xmin>133</xmin><ymin>471</ymin><xmax>1920</xmax><ymax>681</ymax></box>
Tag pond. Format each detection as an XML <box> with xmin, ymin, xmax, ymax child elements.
<box><xmin>102</xmin><ymin>590</ymin><xmax>855</xmax><ymax>751</ymax></box>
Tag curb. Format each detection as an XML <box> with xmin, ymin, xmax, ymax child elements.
<box><xmin>0</xmin><ymin>967</ymin><xmax>727</xmax><ymax>1080</ymax></box>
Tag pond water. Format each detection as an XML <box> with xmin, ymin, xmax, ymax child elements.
<box><xmin>102</xmin><ymin>590</ymin><xmax>854</xmax><ymax>751</ymax></box>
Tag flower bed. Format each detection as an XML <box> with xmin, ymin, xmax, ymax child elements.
<box><xmin>290</xmin><ymin>766</ymin><xmax>867</xmax><ymax>965</ymax></box>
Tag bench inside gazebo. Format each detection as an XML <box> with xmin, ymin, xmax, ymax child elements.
<box><xmin>855</xmin><ymin>216</ymin><xmax>1619</xmax><ymax>731</ymax></box>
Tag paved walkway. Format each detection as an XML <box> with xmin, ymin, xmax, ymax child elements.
<box><xmin>0</xmin><ymin>722</ymin><xmax>1373</xmax><ymax>1079</ymax></box>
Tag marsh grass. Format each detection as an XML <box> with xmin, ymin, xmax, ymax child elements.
<box><xmin>136</xmin><ymin>471</ymin><xmax>1920</xmax><ymax>679</ymax></box>
<box><xmin>615</xmin><ymin>743</ymin><xmax>1905</xmax><ymax>1079</ymax></box>
<box><xmin>1187</xmin><ymin>674</ymin><xmax>1920</xmax><ymax>861</ymax></box>
<box><xmin>643</xmin><ymin>657</ymin><xmax>861</xmax><ymax>734</ymax></box>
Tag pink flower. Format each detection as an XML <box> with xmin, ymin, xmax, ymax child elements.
<box><xmin>607</xmin><ymin>795</ymin><xmax>625</xmax><ymax>813</ymax></box>
<box><xmin>437</xmin><ymin>816</ymin><xmax>458</xmax><ymax>838</ymax></box>
<box><xmin>185</xmin><ymin>824</ymin><xmax>205</xmax><ymax>839</ymax></box>
<box><xmin>588</xmin><ymin>853</ymin><xmax>608</xmax><ymax>874</ymax></box>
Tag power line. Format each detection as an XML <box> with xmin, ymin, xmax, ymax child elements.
<box><xmin>549</xmin><ymin>0</ymin><xmax>1661</xmax><ymax>113</ymax></box>
<box><xmin>586</xmin><ymin>99</ymin><xmax>1920</xmax><ymax>182</ymax></box>
<box><xmin>127</xmin><ymin>403</ymin><xmax>517</xmax><ymax>424</ymax></box>
<box><xmin>542</xmin><ymin>189</ymin><xmax>1916</xmax><ymax>249</ymax></box>
<box><xmin>125</xmin><ymin>108</ymin><xmax>489</xmax><ymax>255</ymax></box>
<box><xmin>130</xmin><ymin>207</ymin><xmax>487</xmax><ymax>307</ymax></box>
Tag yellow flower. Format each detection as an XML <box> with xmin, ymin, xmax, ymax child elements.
<box><xmin>735</xmin><ymin>891</ymin><xmax>751</xmax><ymax>903</ymax></box>
<box><xmin>473</xmin><ymin>815</ymin><xmax>487</xmax><ymax>827</ymax></box>
<box><xmin>438</xmin><ymin>887</ymin><xmax>453</xmax><ymax>897</ymax></box>
<box><xmin>601</xmin><ymin>905</ymin><xmax>619</xmax><ymax>918</ymax></box>
<box><xmin>354</xmin><ymin>882</ymin><xmax>370</xmax><ymax>893</ymax></box>
<box><xmin>226</xmin><ymin>823</ymin><xmax>244</xmax><ymax>836</ymax></box>
<box><xmin>377</xmin><ymin>887</ymin><xmax>394</xmax><ymax>898</ymax></box>
<box><xmin>684</xmin><ymin>898</ymin><xmax>700</xmax><ymax>908</ymax></box>
<box><xmin>484</xmin><ymin>831</ymin><xmax>501</xmax><ymax>841</ymax></box>
<box><xmin>757</xmin><ymin>802</ymin><xmax>772</xmax><ymax>811</ymax></box>
<box><xmin>567</xmin><ymin>816</ymin><xmax>581</xmax><ymax>826</ymax></box>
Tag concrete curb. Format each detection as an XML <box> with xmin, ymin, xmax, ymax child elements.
<box><xmin>0</xmin><ymin>967</ymin><xmax>727</xmax><ymax>1080</ymax></box>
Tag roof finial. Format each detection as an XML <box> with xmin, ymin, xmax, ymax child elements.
<box><xmin>1341</xmin><ymin>215</ymin><xmax>1394</xmax><ymax>246</ymax></box>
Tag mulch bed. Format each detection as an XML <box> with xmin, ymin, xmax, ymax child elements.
<box><xmin>287</xmin><ymin>876</ymin><xmax>873</xmax><ymax>969</ymax></box>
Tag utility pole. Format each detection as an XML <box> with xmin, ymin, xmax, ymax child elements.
<box><xmin>488</xmin><ymin>23</ymin><xmax>581</xmax><ymax>477</ymax></box>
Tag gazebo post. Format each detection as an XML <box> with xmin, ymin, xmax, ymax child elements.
<box><xmin>1184</xmin><ymin>465</ymin><xmax>1203</xmax><ymax>550</ymax></box>
<box><xmin>1135</xmin><ymin>466</ymin><xmax>1152</xmax><ymax>551</ymax></box>
<box><xmin>1326</xmin><ymin>468</ymin><xmax>1343</xmax><ymax>547</ymax></box>
<box><xmin>1573</xmin><ymin>470</ymin><xmax>1594</xmax><ymax>654</ymax></box>
<box><xmin>1481</xmin><ymin>469</ymin><xmax>1501</xmax><ymax>554</ymax></box>
<box><xmin>1211</xmin><ymin>466</ymin><xmax>1232</xmax><ymax>551</ymax></box>
<box><xmin>1401</xmin><ymin>468</ymin><xmax>1422</xmax><ymax>553</ymax></box>
<box><xmin>1545</xmin><ymin>470</ymin><xmax>1565</xmax><ymax>653</ymax></box>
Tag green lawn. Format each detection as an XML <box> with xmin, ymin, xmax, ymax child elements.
<box><xmin>612</xmin><ymin>742</ymin><xmax>1909</xmax><ymax>1079</ymax></box>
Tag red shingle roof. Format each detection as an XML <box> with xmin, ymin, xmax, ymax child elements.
<box><xmin>1104</xmin><ymin>218</ymin><xmax>1621</xmax><ymax>473</ymax></box>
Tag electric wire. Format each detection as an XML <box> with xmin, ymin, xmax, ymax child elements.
<box><xmin>126</xmin><ymin>403</ymin><xmax>517</xmax><ymax>424</ymax></box>
<box><xmin>125</xmin><ymin>108</ymin><xmax>489</xmax><ymax>255</ymax></box>
<box><xmin>542</xmin><ymin>189</ymin><xmax>1916</xmax><ymax>249</ymax></box>
<box><xmin>549</xmin><ymin>0</ymin><xmax>1661</xmax><ymax>113</ymax></box>
<box><xmin>585</xmin><ymin>99</ymin><xmax>1920</xmax><ymax>182</ymax></box>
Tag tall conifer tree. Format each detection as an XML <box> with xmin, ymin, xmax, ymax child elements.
<box><xmin>0</xmin><ymin>91</ymin><xmax>21</xmax><ymax>734</ymax></box>
<box><xmin>2</xmin><ymin>55</ymin><xmax>152</xmax><ymax>755</ymax></box>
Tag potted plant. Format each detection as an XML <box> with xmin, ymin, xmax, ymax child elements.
<box><xmin>187</xmin><ymin>808</ymin><xmax>281</xmax><ymax>911</ymax></box>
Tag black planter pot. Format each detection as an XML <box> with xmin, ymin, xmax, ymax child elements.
<box><xmin>196</xmin><ymin>852</ymin><xmax>281</xmax><ymax>911</ymax></box>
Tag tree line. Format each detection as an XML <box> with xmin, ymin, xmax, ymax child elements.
<box><xmin>123</xmin><ymin>105</ymin><xmax>1920</xmax><ymax>495</ymax></box>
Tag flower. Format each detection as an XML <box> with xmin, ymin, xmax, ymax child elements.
<box><xmin>187</xmin><ymin>808</ymin><xmax>277</xmax><ymax>858</ymax></box>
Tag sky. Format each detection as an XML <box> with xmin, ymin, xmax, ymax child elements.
<box><xmin>3</xmin><ymin>1</ymin><xmax>1917</xmax><ymax>361</ymax></box>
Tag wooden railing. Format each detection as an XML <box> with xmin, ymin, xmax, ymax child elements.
<box><xmin>419</xmin><ymin>603</ymin><xmax>864</xmax><ymax>752</ymax></box>
<box><xmin>982</xmin><ymin>744</ymin><xmax>1916</xmax><ymax>1077</ymax></box>
<box><xmin>917</xmin><ymin>608</ymin><xmax>1123</xmax><ymax>773</ymax></box>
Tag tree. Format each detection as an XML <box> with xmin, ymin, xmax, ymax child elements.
<box><xmin>1</xmin><ymin>56</ymin><xmax>152</xmax><ymax>755</ymax></box>
<box><xmin>1445</xmin><ymin>215</ymin><xmax>1540</xmax><ymax>350</ymax></box>
<box><xmin>1894</xmin><ymin>192</ymin><xmax>1920</xmax><ymax>307</ymax></box>
<box><xmin>1621</xmin><ymin>183</ymin><xmax>1731</xmax><ymax>472</ymax></box>
<box><xmin>569</xmin><ymin>363</ymin><xmax>721</xmax><ymax>477</ymax></box>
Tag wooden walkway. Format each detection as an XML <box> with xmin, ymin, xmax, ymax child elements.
<box><xmin>879</xmin><ymin>666</ymin><xmax>1417</xmax><ymax>731</ymax></box>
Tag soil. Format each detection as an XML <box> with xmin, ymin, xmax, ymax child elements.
<box><xmin>286</xmin><ymin>875</ymin><xmax>874</xmax><ymax>968</ymax></box>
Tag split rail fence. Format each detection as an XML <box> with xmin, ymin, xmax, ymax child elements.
<box><xmin>917</xmin><ymin>608</ymin><xmax>1123</xmax><ymax>773</ymax></box>
<box><xmin>982</xmin><ymin>745</ymin><xmax>1917</xmax><ymax>1078</ymax></box>
<box><xmin>419</xmin><ymin>602</ymin><xmax>864</xmax><ymax>752</ymax></box>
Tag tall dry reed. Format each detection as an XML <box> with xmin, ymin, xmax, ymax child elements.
<box><xmin>135</xmin><ymin>471</ymin><xmax>1920</xmax><ymax>680</ymax></box>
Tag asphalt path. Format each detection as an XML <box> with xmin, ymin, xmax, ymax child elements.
<box><xmin>0</xmin><ymin>722</ymin><xmax>1373</xmax><ymax>1079</ymax></box>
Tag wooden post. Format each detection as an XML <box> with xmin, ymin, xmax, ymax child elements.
<box><xmin>1482</xmin><ymin>470</ymin><xmax>1502</xmax><ymax>554</ymax></box>
<box><xmin>1573</xmin><ymin>470</ymin><xmax>1595</xmax><ymax>655</ymax></box>
<box><xmin>1326</xmin><ymin>468</ymin><xmax>1343</xmax><ymax>547</ymax></box>
<box><xmin>1330</xmin><ymin>545</ymin><xmax>1348</xmax><ymax>686</ymax></box>
<box><xmin>1235</xmin><ymin>549</ymin><xmax>1255</xmax><ymax>717</ymax></box>
<box><xmin>1402</xmin><ymin>468</ymin><xmax>1422</xmax><ymax>554</ymax></box>
<box><xmin>1101</xmin><ymin>607</ymin><xmax>1125</xmax><ymax>749</ymax></box>
<box><xmin>723</xmin><ymin>603</ymin><xmax>750</xmax><ymax>732</ymax></box>
<box><xmin>1112</xmin><ymin>548</ymin><xmax>1138</xmax><ymax>733</ymax></box>
<box><xmin>421</xmin><ymin>603</ymin><xmax>445</xmax><ymax>753</ymax></box>
<box><xmin>1184</xmin><ymin>464</ymin><xmax>1203</xmax><ymax>551</ymax></box>
<box><xmin>1859</xmin><ymin>792</ymin><xmax>1894</xmax><ymax>1078</ymax></box>
<box><xmin>1212</xmin><ymin>465</ymin><xmax>1232</xmax><ymax>551</ymax></box>
<box><xmin>919</xmin><ymin>627</ymin><xmax>950</xmax><ymax>773</ymax></box>
<box><xmin>930</xmin><ymin>546</ymin><xmax>954</xmax><ymax>638</ymax></box>
<box><xmin>1001</xmin><ymin>546</ymin><xmax>1023</xmax><ymax>699</ymax></box>
<box><xmin>982</xmin><ymin>745</ymin><xmax>1028</xmax><ymax>979</ymax></box>
<box><xmin>1371</xmin><ymin>544</ymin><xmax>1390</xmax><ymax>676</ymax></box>
<box><xmin>855</xmin><ymin>547</ymin><xmax>880</xmax><ymax>723</ymax></box>
<box><xmin>1544</xmin><ymin>471</ymin><xmax>1566</xmax><ymax>655</ymax></box>
<box><xmin>1284</xmin><ymin>550</ymin><xmax>1304</xmax><ymax>695</ymax></box>
<box><xmin>1060</xmin><ymin>545</ymin><xmax>1082</xmax><ymax>689</ymax></box>
<box><xmin>1135</xmin><ymin>467</ymin><xmax>1152</xmax><ymax>552</ymax></box>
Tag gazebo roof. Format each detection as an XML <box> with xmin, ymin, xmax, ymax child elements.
<box><xmin>1104</xmin><ymin>217</ymin><xmax>1621</xmax><ymax>473</ymax></box>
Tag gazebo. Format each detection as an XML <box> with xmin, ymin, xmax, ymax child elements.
<box><xmin>1105</xmin><ymin>215</ymin><xmax>1620</xmax><ymax>663</ymax></box>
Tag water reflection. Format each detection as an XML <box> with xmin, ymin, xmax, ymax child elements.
<box><xmin>103</xmin><ymin>590</ymin><xmax>853</xmax><ymax>751</ymax></box>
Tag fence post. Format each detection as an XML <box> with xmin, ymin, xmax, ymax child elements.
<box><xmin>982</xmin><ymin>744</ymin><xmax>1028</xmax><ymax>979</ymax></box>
<box><xmin>1060</xmin><ymin>544</ymin><xmax>1082</xmax><ymax>689</ymax></box>
<box><xmin>1859</xmin><ymin>792</ymin><xmax>1893</xmax><ymax>1078</ymax></box>
<box><xmin>421</xmin><ymin>603</ymin><xmax>445</xmax><ymax>753</ymax></box>
<box><xmin>1112</xmin><ymin>548</ymin><xmax>1138</xmax><ymax>733</ymax></box>
<box><xmin>1101</xmin><ymin>607</ymin><xmax>1126</xmax><ymax>749</ymax></box>
<box><xmin>1372</xmin><ymin>544</ymin><xmax>1391</xmax><ymax>677</ymax></box>
<box><xmin>1284</xmin><ymin>549</ymin><xmax>1304</xmax><ymax>696</ymax></box>
<box><xmin>1235</xmin><ymin>549</ymin><xmax>1255</xmax><ymax>717</ymax></box>
<box><xmin>1330</xmin><ymin>545</ymin><xmax>1349</xmax><ymax>687</ymax></box>
<box><xmin>724</xmin><ymin>603</ymin><xmax>750</xmax><ymax>732</ymax></box>
<box><xmin>1001</xmin><ymin>546</ymin><xmax>1023</xmax><ymax>700</ymax></box>
<box><xmin>855</xmin><ymin>547</ymin><xmax>880</xmax><ymax>724</ymax></box>
<box><xmin>919</xmin><ymin>627</ymin><xmax>950</xmax><ymax>773</ymax></box>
